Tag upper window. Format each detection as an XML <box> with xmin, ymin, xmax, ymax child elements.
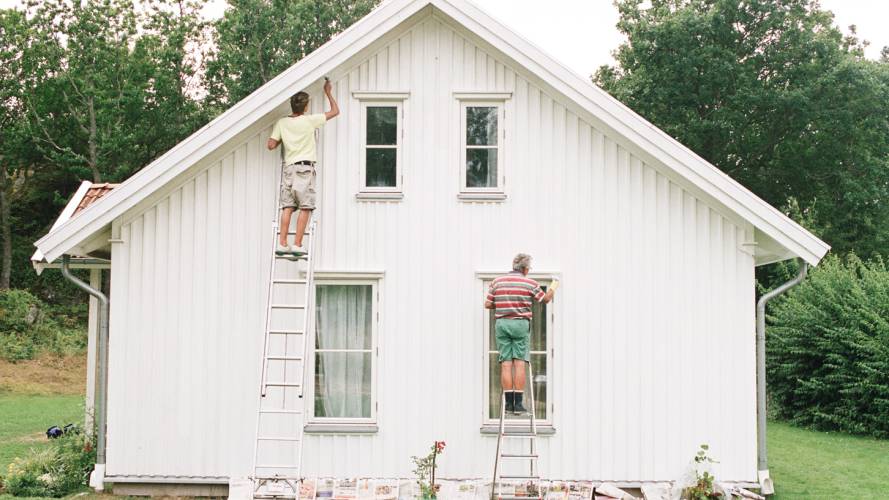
<box><xmin>461</xmin><ymin>102</ymin><xmax>503</xmax><ymax>191</ymax></box>
<box><xmin>483</xmin><ymin>279</ymin><xmax>553</xmax><ymax>425</ymax></box>
<box><xmin>353</xmin><ymin>92</ymin><xmax>408</xmax><ymax>197</ymax></box>
<box><xmin>312</xmin><ymin>281</ymin><xmax>378</xmax><ymax>422</ymax></box>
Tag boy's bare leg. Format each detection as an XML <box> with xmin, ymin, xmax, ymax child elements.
<box><xmin>294</xmin><ymin>209</ymin><xmax>312</xmax><ymax>247</ymax></box>
<box><xmin>278</xmin><ymin>208</ymin><xmax>294</xmax><ymax>247</ymax></box>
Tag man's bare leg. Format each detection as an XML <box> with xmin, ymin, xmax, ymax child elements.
<box><xmin>512</xmin><ymin>359</ymin><xmax>527</xmax><ymax>391</ymax></box>
<box><xmin>500</xmin><ymin>360</ymin><xmax>514</xmax><ymax>391</ymax></box>
<box><xmin>294</xmin><ymin>208</ymin><xmax>312</xmax><ymax>247</ymax></box>
<box><xmin>279</xmin><ymin>208</ymin><xmax>294</xmax><ymax>247</ymax></box>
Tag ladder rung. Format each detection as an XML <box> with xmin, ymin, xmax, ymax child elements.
<box><xmin>265</xmin><ymin>355</ymin><xmax>303</xmax><ymax>361</ymax></box>
<box><xmin>270</xmin><ymin>304</ymin><xmax>306</xmax><ymax>309</ymax></box>
<box><xmin>274</xmin><ymin>254</ymin><xmax>308</xmax><ymax>261</ymax></box>
<box><xmin>275</xmin><ymin>230</ymin><xmax>311</xmax><ymax>235</ymax></box>
<box><xmin>501</xmin><ymin>453</ymin><xmax>538</xmax><ymax>459</ymax></box>
<box><xmin>264</xmin><ymin>382</ymin><xmax>302</xmax><ymax>387</ymax></box>
<box><xmin>257</xmin><ymin>436</ymin><xmax>302</xmax><ymax>441</ymax></box>
<box><xmin>268</xmin><ymin>329</ymin><xmax>305</xmax><ymax>335</ymax></box>
<box><xmin>259</xmin><ymin>409</ymin><xmax>304</xmax><ymax>414</ymax></box>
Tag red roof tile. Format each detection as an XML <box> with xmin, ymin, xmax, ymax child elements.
<box><xmin>73</xmin><ymin>183</ymin><xmax>118</xmax><ymax>216</ymax></box>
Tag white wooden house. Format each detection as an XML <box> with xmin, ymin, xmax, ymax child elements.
<box><xmin>34</xmin><ymin>0</ymin><xmax>829</xmax><ymax>496</ymax></box>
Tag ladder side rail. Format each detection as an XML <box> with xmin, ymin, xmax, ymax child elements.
<box><xmin>527</xmin><ymin>360</ymin><xmax>537</xmax><ymax>480</ymax></box>
<box><xmin>299</xmin><ymin>218</ymin><xmax>318</xmax><ymax>399</ymax></box>
<box><xmin>492</xmin><ymin>389</ymin><xmax>507</xmax><ymax>500</ymax></box>
<box><xmin>253</xmin><ymin>162</ymin><xmax>285</xmax><ymax>479</ymax></box>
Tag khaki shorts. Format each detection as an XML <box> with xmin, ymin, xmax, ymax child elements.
<box><xmin>280</xmin><ymin>163</ymin><xmax>316</xmax><ymax>210</ymax></box>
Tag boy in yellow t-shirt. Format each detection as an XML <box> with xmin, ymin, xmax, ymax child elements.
<box><xmin>267</xmin><ymin>79</ymin><xmax>340</xmax><ymax>255</ymax></box>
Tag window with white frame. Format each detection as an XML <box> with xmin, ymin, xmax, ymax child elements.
<box><xmin>483</xmin><ymin>279</ymin><xmax>552</xmax><ymax>424</ymax></box>
<box><xmin>461</xmin><ymin>102</ymin><xmax>504</xmax><ymax>191</ymax></box>
<box><xmin>312</xmin><ymin>281</ymin><xmax>377</xmax><ymax>422</ymax></box>
<box><xmin>360</xmin><ymin>101</ymin><xmax>402</xmax><ymax>191</ymax></box>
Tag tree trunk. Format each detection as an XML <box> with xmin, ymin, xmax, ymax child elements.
<box><xmin>0</xmin><ymin>167</ymin><xmax>11</xmax><ymax>290</ymax></box>
<box><xmin>88</xmin><ymin>95</ymin><xmax>101</xmax><ymax>183</ymax></box>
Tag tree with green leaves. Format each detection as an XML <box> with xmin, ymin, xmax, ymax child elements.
<box><xmin>205</xmin><ymin>0</ymin><xmax>379</xmax><ymax>108</ymax></box>
<box><xmin>594</xmin><ymin>0</ymin><xmax>889</xmax><ymax>259</ymax></box>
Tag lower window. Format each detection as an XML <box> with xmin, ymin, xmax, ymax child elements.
<box><xmin>484</xmin><ymin>281</ymin><xmax>552</xmax><ymax>424</ymax></box>
<box><xmin>313</xmin><ymin>282</ymin><xmax>377</xmax><ymax>421</ymax></box>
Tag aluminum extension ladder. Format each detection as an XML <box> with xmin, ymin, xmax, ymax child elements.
<box><xmin>491</xmin><ymin>362</ymin><xmax>540</xmax><ymax>500</ymax></box>
<box><xmin>250</xmin><ymin>171</ymin><xmax>319</xmax><ymax>498</ymax></box>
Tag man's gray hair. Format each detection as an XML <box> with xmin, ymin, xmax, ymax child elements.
<box><xmin>512</xmin><ymin>253</ymin><xmax>532</xmax><ymax>272</ymax></box>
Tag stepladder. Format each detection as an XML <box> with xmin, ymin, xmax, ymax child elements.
<box><xmin>251</xmin><ymin>200</ymin><xmax>319</xmax><ymax>498</ymax></box>
<box><xmin>492</xmin><ymin>361</ymin><xmax>541</xmax><ymax>500</ymax></box>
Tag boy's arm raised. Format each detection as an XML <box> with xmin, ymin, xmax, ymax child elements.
<box><xmin>324</xmin><ymin>78</ymin><xmax>340</xmax><ymax>121</ymax></box>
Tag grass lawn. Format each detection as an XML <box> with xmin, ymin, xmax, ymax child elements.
<box><xmin>768</xmin><ymin>421</ymin><xmax>889</xmax><ymax>499</ymax></box>
<box><xmin>0</xmin><ymin>393</ymin><xmax>84</xmax><ymax>470</ymax></box>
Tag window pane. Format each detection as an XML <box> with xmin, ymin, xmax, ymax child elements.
<box><xmin>314</xmin><ymin>352</ymin><xmax>372</xmax><ymax>418</ymax></box>
<box><xmin>466</xmin><ymin>148</ymin><xmax>498</xmax><ymax>188</ymax></box>
<box><xmin>366</xmin><ymin>106</ymin><xmax>397</xmax><ymax>145</ymax></box>
<box><xmin>466</xmin><ymin>106</ymin><xmax>498</xmax><ymax>146</ymax></box>
<box><xmin>530</xmin><ymin>287</ymin><xmax>547</xmax><ymax>352</ymax></box>
<box><xmin>365</xmin><ymin>148</ymin><xmax>397</xmax><ymax>188</ymax></box>
<box><xmin>315</xmin><ymin>285</ymin><xmax>372</xmax><ymax>350</ymax></box>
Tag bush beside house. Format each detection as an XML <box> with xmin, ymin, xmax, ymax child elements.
<box><xmin>767</xmin><ymin>254</ymin><xmax>889</xmax><ymax>438</ymax></box>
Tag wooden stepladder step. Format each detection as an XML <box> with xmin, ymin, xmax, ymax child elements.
<box><xmin>250</xmin><ymin>202</ymin><xmax>319</xmax><ymax>498</ymax></box>
<box><xmin>491</xmin><ymin>362</ymin><xmax>541</xmax><ymax>500</ymax></box>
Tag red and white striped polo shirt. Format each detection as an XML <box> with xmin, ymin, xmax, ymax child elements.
<box><xmin>486</xmin><ymin>271</ymin><xmax>546</xmax><ymax>320</ymax></box>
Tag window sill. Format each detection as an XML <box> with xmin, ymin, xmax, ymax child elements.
<box><xmin>457</xmin><ymin>193</ymin><xmax>507</xmax><ymax>202</ymax></box>
<box><xmin>304</xmin><ymin>423</ymin><xmax>379</xmax><ymax>434</ymax></box>
<box><xmin>356</xmin><ymin>192</ymin><xmax>404</xmax><ymax>201</ymax></box>
<box><xmin>480</xmin><ymin>424</ymin><xmax>555</xmax><ymax>435</ymax></box>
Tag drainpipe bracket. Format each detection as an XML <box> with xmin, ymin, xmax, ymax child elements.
<box><xmin>89</xmin><ymin>464</ymin><xmax>106</xmax><ymax>492</ymax></box>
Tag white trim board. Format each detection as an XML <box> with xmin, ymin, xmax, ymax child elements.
<box><xmin>34</xmin><ymin>0</ymin><xmax>829</xmax><ymax>266</ymax></box>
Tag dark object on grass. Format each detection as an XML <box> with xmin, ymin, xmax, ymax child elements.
<box><xmin>46</xmin><ymin>423</ymin><xmax>78</xmax><ymax>439</ymax></box>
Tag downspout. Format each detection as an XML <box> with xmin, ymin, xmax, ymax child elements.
<box><xmin>61</xmin><ymin>255</ymin><xmax>108</xmax><ymax>491</ymax></box>
<box><xmin>756</xmin><ymin>260</ymin><xmax>808</xmax><ymax>495</ymax></box>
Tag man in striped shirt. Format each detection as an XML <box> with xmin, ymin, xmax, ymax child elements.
<box><xmin>485</xmin><ymin>253</ymin><xmax>558</xmax><ymax>414</ymax></box>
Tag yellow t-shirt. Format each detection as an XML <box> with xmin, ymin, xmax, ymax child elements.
<box><xmin>271</xmin><ymin>113</ymin><xmax>327</xmax><ymax>164</ymax></box>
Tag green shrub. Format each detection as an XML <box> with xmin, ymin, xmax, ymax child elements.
<box><xmin>2</xmin><ymin>429</ymin><xmax>95</xmax><ymax>497</ymax></box>
<box><xmin>767</xmin><ymin>254</ymin><xmax>889</xmax><ymax>438</ymax></box>
<box><xmin>0</xmin><ymin>289</ymin><xmax>87</xmax><ymax>362</ymax></box>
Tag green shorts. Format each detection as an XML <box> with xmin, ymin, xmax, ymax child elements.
<box><xmin>495</xmin><ymin>318</ymin><xmax>531</xmax><ymax>362</ymax></box>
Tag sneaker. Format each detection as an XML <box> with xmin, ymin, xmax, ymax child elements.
<box><xmin>275</xmin><ymin>243</ymin><xmax>291</xmax><ymax>255</ymax></box>
<box><xmin>290</xmin><ymin>245</ymin><xmax>307</xmax><ymax>256</ymax></box>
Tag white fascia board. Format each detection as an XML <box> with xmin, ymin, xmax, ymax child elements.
<box><xmin>433</xmin><ymin>0</ymin><xmax>829</xmax><ymax>266</ymax></box>
<box><xmin>31</xmin><ymin>180</ymin><xmax>93</xmax><ymax>265</ymax></box>
<box><xmin>34</xmin><ymin>0</ymin><xmax>422</xmax><ymax>264</ymax></box>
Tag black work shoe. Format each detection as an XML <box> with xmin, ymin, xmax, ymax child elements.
<box><xmin>504</xmin><ymin>391</ymin><xmax>515</xmax><ymax>414</ymax></box>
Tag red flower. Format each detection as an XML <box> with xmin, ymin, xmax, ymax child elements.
<box><xmin>435</xmin><ymin>441</ymin><xmax>446</xmax><ymax>452</ymax></box>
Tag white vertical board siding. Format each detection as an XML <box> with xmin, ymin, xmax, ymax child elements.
<box><xmin>107</xmin><ymin>10</ymin><xmax>757</xmax><ymax>483</ymax></box>
<box><xmin>108</xmin><ymin>132</ymin><xmax>280</xmax><ymax>478</ymax></box>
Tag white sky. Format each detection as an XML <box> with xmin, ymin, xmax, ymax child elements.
<box><xmin>3</xmin><ymin>0</ymin><xmax>887</xmax><ymax>77</ymax></box>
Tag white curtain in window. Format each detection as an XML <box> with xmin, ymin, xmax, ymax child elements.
<box><xmin>315</xmin><ymin>285</ymin><xmax>373</xmax><ymax>419</ymax></box>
